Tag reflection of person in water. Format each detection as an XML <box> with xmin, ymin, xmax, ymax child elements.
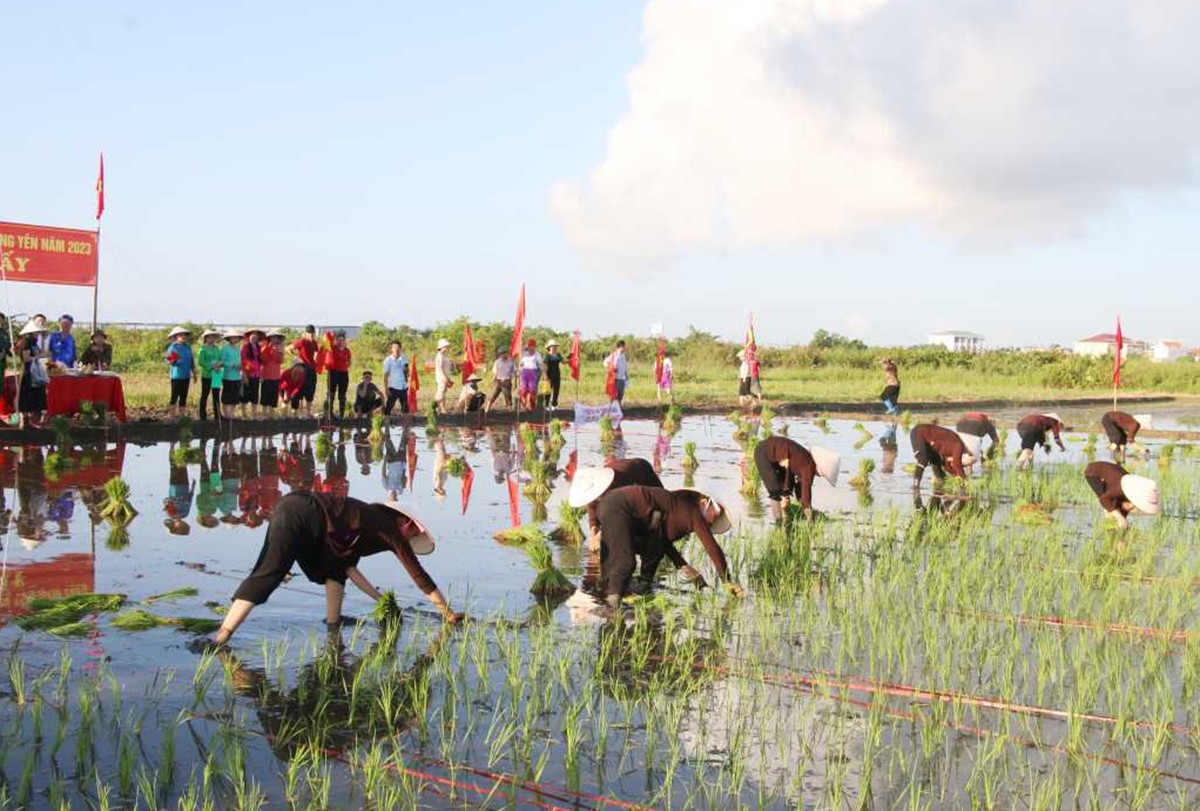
<box><xmin>879</xmin><ymin>424</ymin><xmax>898</xmax><ymax>474</ymax></box>
<box><xmin>353</xmin><ymin>429</ymin><xmax>374</xmax><ymax>476</ymax></box>
<box><xmin>431</xmin><ymin>437</ymin><xmax>448</xmax><ymax>499</ymax></box>
<box><xmin>48</xmin><ymin>490</ymin><xmax>75</xmax><ymax>538</ymax></box>
<box><xmin>195</xmin><ymin>439</ymin><xmax>221</xmax><ymax>529</ymax></box>
<box><xmin>164</xmin><ymin>451</ymin><xmax>195</xmax><ymax>536</ymax></box>
<box><xmin>488</xmin><ymin>427</ymin><xmax>515</xmax><ymax>484</ymax></box>
<box><xmin>382</xmin><ymin>431</ymin><xmax>407</xmax><ymax>500</ymax></box>
<box><xmin>17</xmin><ymin>448</ymin><xmax>49</xmax><ymax>548</ymax></box>
<box><xmin>217</xmin><ymin>627</ymin><xmax>447</xmax><ymax>756</ymax></box>
<box><xmin>317</xmin><ymin>438</ymin><xmax>350</xmax><ymax>498</ymax></box>
<box><xmin>201</xmin><ymin>492</ymin><xmax>463</xmax><ymax>647</ymax></box>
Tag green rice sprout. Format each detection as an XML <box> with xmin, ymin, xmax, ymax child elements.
<box><xmin>314</xmin><ymin>430</ymin><xmax>332</xmax><ymax>463</ymax></box>
<box><xmin>493</xmin><ymin>524</ymin><xmax>547</xmax><ymax>546</ymax></box>
<box><xmin>18</xmin><ymin>593</ymin><xmax>126</xmax><ymax>632</ymax></box>
<box><xmin>372</xmin><ymin>591</ymin><xmax>401</xmax><ymax>624</ymax></box>
<box><xmin>662</xmin><ymin>405</ymin><xmax>684</xmax><ymax>434</ymax></box>
<box><xmin>445</xmin><ymin>456</ymin><xmax>469</xmax><ymax>478</ymax></box>
<box><xmin>100</xmin><ymin>477</ymin><xmax>137</xmax><ymax>522</ymax></box>
<box><xmin>143</xmin><ymin>587</ymin><xmax>200</xmax><ymax>604</ymax></box>
<box><xmin>550</xmin><ymin>501</ymin><xmax>586</xmax><ymax>544</ymax></box>
<box><xmin>425</xmin><ymin>402</ymin><xmax>439</xmax><ymax>435</ymax></box>
<box><xmin>525</xmin><ymin>537</ymin><xmax>574</xmax><ymax>598</ymax></box>
<box><xmin>368</xmin><ymin>413</ymin><xmax>385</xmax><ymax>443</ymax></box>
<box><xmin>171</xmin><ymin>446</ymin><xmax>202</xmax><ymax>466</ymax></box>
<box><xmin>681</xmin><ymin>441</ymin><xmax>699</xmax><ymax>472</ymax></box>
<box><xmin>548</xmin><ymin>419</ymin><xmax>566</xmax><ymax>448</ymax></box>
<box><xmin>849</xmin><ymin>458</ymin><xmax>876</xmax><ymax>489</ymax></box>
<box><xmin>599</xmin><ymin>415</ymin><xmax>615</xmax><ymax>443</ymax></box>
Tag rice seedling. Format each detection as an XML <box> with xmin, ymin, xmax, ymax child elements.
<box><xmin>18</xmin><ymin>593</ymin><xmax>126</xmax><ymax>632</ymax></box>
<box><xmin>111</xmin><ymin>610</ymin><xmax>220</xmax><ymax>634</ymax></box>
<box><xmin>368</xmin><ymin>413</ymin><xmax>385</xmax><ymax>443</ymax></box>
<box><xmin>525</xmin><ymin>537</ymin><xmax>575</xmax><ymax>598</ymax></box>
<box><xmin>549</xmin><ymin>500</ymin><xmax>585</xmax><ymax>544</ymax></box>
<box><xmin>373</xmin><ymin>591</ymin><xmax>401</xmax><ymax>624</ymax></box>
<box><xmin>445</xmin><ymin>455</ymin><xmax>469</xmax><ymax>477</ymax></box>
<box><xmin>493</xmin><ymin>524</ymin><xmax>547</xmax><ymax>546</ymax></box>
<box><xmin>547</xmin><ymin>418</ymin><xmax>566</xmax><ymax>448</ymax></box>
<box><xmin>599</xmin><ymin>414</ymin><xmax>616</xmax><ymax>442</ymax></box>
<box><xmin>100</xmin><ymin>477</ymin><xmax>138</xmax><ymax>522</ymax></box>
<box><xmin>849</xmin><ymin>458</ymin><xmax>876</xmax><ymax>489</ymax></box>
<box><xmin>814</xmin><ymin>413</ymin><xmax>831</xmax><ymax>433</ymax></box>
<box><xmin>681</xmin><ymin>441</ymin><xmax>699</xmax><ymax>472</ymax></box>
<box><xmin>314</xmin><ymin>430</ymin><xmax>331</xmax><ymax>463</ymax></box>
<box><xmin>663</xmin><ymin>404</ymin><xmax>684</xmax><ymax>434</ymax></box>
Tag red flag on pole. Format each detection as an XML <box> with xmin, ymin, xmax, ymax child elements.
<box><xmin>95</xmin><ymin>153</ymin><xmax>105</xmax><ymax>221</ymax></box>
<box><xmin>1112</xmin><ymin>317</ymin><xmax>1123</xmax><ymax>387</ymax></box>
<box><xmin>568</xmin><ymin>330</ymin><xmax>581</xmax><ymax>382</ymax></box>
<box><xmin>508</xmin><ymin>284</ymin><xmax>526</xmax><ymax>358</ymax></box>
<box><xmin>407</xmin><ymin>351</ymin><xmax>420</xmax><ymax>413</ymax></box>
<box><xmin>461</xmin><ymin>325</ymin><xmax>483</xmax><ymax>383</ymax></box>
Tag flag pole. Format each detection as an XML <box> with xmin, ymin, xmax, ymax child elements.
<box><xmin>92</xmin><ymin>223</ymin><xmax>100</xmax><ymax>335</ymax></box>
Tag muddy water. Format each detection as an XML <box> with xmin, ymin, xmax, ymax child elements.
<box><xmin>0</xmin><ymin>413</ymin><xmax>1196</xmax><ymax>808</ymax></box>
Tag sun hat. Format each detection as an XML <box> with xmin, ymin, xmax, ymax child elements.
<box><xmin>568</xmin><ymin>467</ymin><xmax>616</xmax><ymax>508</ymax></box>
<box><xmin>223</xmin><ymin>329</ymin><xmax>243</xmax><ymax>340</ymax></box>
<box><xmin>1042</xmin><ymin>413</ymin><xmax>1063</xmax><ymax>425</ymax></box>
<box><xmin>1132</xmin><ymin>413</ymin><xmax>1153</xmax><ymax>429</ymax></box>
<box><xmin>436</xmin><ymin>338</ymin><xmax>451</xmax><ymax>350</ymax></box>
<box><xmin>201</xmin><ymin>329</ymin><xmax>221</xmax><ymax>340</ymax></box>
<box><xmin>167</xmin><ymin>326</ymin><xmax>191</xmax><ymax>338</ymax></box>
<box><xmin>266</xmin><ymin>328</ymin><xmax>286</xmax><ymax>338</ymax></box>
<box><xmin>677</xmin><ymin>489</ymin><xmax>732</xmax><ymax>534</ymax></box>
<box><xmin>58</xmin><ymin>314</ymin><xmax>74</xmax><ymax>324</ymax></box>
<box><xmin>20</xmin><ymin>536</ymin><xmax>45</xmax><ymax>550</ymax></box>
<box><xmin>956</xmin><ymin>432</ymin><xmax>982</xmax><ymax>463</ymax></box>
<box><xmin>1120</xmin><ymin>475</ymin><xmax>1160</xmax><ymax>515</ymax></box>
<box><xmin>811</xmin><ymin>447</ymin><xmax>841</xmax><ymax>487</ymax></box>
<box><xmin>546</xmin><ymin>339</ymin><xmax>559</xmax><ymax>348</ymax></box>
<box><xmin>376</xmin><ymin>502</ymin><xmax>436</xmax><ymax>554</ymax></box>
<box><xmin>244</xmin><ymin>327</ymin><xmax>265</xmax><ymax>337</ymax></box>
<box><xmin>19</xmin><ymin>321</ymin><xmax>48</xmax><ymax>336</ymax></box>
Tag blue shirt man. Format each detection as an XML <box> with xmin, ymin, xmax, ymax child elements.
<box><xmin>48</xmin><ymin>315</ymin><xmax>76</xmax><ymax>366</ymax></box>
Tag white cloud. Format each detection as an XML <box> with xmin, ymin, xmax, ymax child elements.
<box><xmin>552</xmin><ymin>0</ymin><xmax>1200</xmax><ymax>256</ymax></box>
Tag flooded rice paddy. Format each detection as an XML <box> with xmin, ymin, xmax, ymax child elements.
<box><xmin>0</xmin><ymin>403</ymin><xmax>1199</xmax><ymax>809</ymax></box>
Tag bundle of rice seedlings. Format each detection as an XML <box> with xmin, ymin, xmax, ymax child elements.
<box><xmin>425</xmin><ymin>402</ymin><xmax>439</xmax><ymax>435</ymax></box>
<box><xmin>174</xmin><ymin>617</ymin><xmax>221</xmax><ymax>634</ymax></box>
<box><xmin>848</xmin><ymin>458</ymin><xmax>876</xmax><ymax>489</ymax></box>
<box><xmin>445</xmin><ymin>456</ymin><xmax>469</xmax><ymax>477</ymax></box>
<box><xmin>111</xmin><ymin>609</ymin><xmax>164</xmax><ymax>631</ymax></box>
<box><xmin>100</xmin><ymin>477</ymin><xmax>137</xmax><ymax>523</ymax></box>
<box><xmin>494</xmin><ymin>524</ymin><xmax>547</xmax><ymax>546</ymax></box>
<box><xmin>599</xmin><ymin>415</ymin><xmax>615</xmax><ymax>443</ymax></box>
<box><xmin>105</xmin><ymin>522</ymin><xmax>131</xmax><ymax>550</ymax></box>
<box><xmin>662</xmin><ymin>405</ymin><xmax>684</xmax><ymax>434</ymax></box>
<box><xmin>778</xmin><ymin>422</ymin><xmax>790</xmax><ymax>437</ymax></box>
<box><xmin>171</xmin><ymin>445</ymin><xmax>202</xmax><ymax>466</ymax></box>
<box><xmin>314</xmin><ymin>431</ymin><xmax>332</xmax><ymax>463</ymax></box>
<box><xmin>899</xmin><ymin>410</ymin><xmax>913</xmax><ymax>430</ymax></box>
<box><xmin>549</xmin><ymin>501</ymin><xmax>585</xmax><ymax>544</ymax></box>
<box><xmin>44</xmin><ymin>453</ymin><xmax>68</xmax><ymax>479</ymax></box>
<box><xmin>519</xmin><ymin>422</ymin><xmax>539</xmax><ymax>452</ymax></box>
<box><xmin>814</xmin><ymin>414</ymin><xmax>831</xmax><ymax>433</ymax></box>
<box><xmin>547</xmin><ymin>419</ymin><xmax>566</xmax><ymax>448</ymax></box>
<box><xmin>368</xmin><ymin>413</ymin><xmax>385</xmax><ymax>443</ymax></box>
<box><xmin>731</xmin><ymin>418</ymin><xmax>752</xmax><ymax>442</ymax></box>
<box><xmin>526</xmin><ymin>537</ymin><xmax>574</xmax><ymax>598</ymax></box>
<box><xmin>52</xmin><ymin>416</ymin><xmax>73</xmax><ymax>452</ymax></box>
<box><xmin>523</xmin><ymin>469</ymin><xmax>551</xmax><ymax>502</ymax></box>
<box><xmin>46</xmin><ymin>621</ymin><xmax>95</xmax><ymax>638</ymax></box>
<box><xmin>681</xmin><ymin>441</ymin><xmax>699</xmax><ymax>472</ymax></box>
<box><xmin>373</xmin><ymin>590</ymin><xmax>401</xmax><ymax>623</ymax></box>
<box><xmin>143</xmin><ymin>587</ymin><xmax>200</xmax><ymax>604</ymax></box>
<box><xmin>19</xmin><ymin>593</ymin><xmax>126</xmax><ymax>632</ymax></box>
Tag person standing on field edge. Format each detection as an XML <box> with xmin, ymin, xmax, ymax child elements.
<box><xmin>289</xmin><ymin>325</ymin><xmax>321</xmax><ymax>418</ymax></box>
<box><xmin>543</xmin><ymin>339</ymin><xmax>563</xmax><ymax>409</ymax></box>
<box><xmin>322</xmin><ymin>330</ymin><xmax>352</xmax><ymax>421</ymax></box>
<box><xmin>382</xmin><ymin>341</ymin><xmax>409</xmax><ymax>416</ymax></box>
<box><xmin>485</xmin><ymin>347</ymin><xmax>514</xmax><ymax>412</ymax></box>
<box><xmin>433</xmin><ymin>338</ymin><xmax>454</xmax><ymax>414</ymax></box>
<box><xmin>880</xmin><ymin>357</ymin><xmax>901</xmax><ymax>416</ymax></box>
<box><xmin>737</xmin><ymin>349</ymin><xmax>754</xmax><ymax>406</ymax></box>
<box><xmin>605</xmin><ymin>340</ymin><xmax>629</xmax><ymax>404</ymax></box>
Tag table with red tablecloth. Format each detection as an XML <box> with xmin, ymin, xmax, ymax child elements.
<box><xmin>46</xmin><ymin>375</ymin><xmax>128</xmax><ymax>422</ymax></box>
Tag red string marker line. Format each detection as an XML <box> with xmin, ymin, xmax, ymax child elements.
<box><xmin>959</xmin><ymin>608</ymin><xmax>1196</xmax><ymax>644</ymax></box>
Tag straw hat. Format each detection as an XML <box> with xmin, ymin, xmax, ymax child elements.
<box><xmin>244</xmin><ymin>327</ymin><xmax>265</xmax><ymax>337</ymax></box>
<box><xmin>19</xmin><ymin>321</ymin><xmax>48</xmax><ymax>336</ymax></box>
<box><xmin>200</xmin><ymin>329</ymin><xmax>220</xmax><ymax>340</ymax></box>
<box><xmin>568</xmin><ymin>467</ymin><xmax>616</xmax><ymax>508</ymax></box>
<box><xmin>810</xmin><ymin>447</ymin><xmax>841</xmax><ymax>487</ymax></box>
<box><xmin>20</xmin><ymin>536</ymin><xmax>45</xmax><ymax>550</ymax></box>
<box><xmin>677</xmin><ymin>489</ymin><xmax>732</xmax><ymax>534</ymax></box>
<box><xmin>436</xmin><ymin>338</ymin><xmax>451</xmax><ymax>350</ymax></box>
<box><xmin>1132</xmin><ymin>413</ymin><xmax>1152</xmax><ymax>429</ymax></box>
<box><xmin>266</xmin><ymin>328</ymin><xmax>286</xmax><ymax>338</ymax></box>
<box><xmin>167</xmin><ymin>326</ymin><xmax>191</xmax><ymax>338</ymax></box>
<box><xmin>223</xmin><ymin>329</ymin><xmax>243</xmax><ymax>340</ymax></box>
<box><xmin>376</xmin><ymin>503</ymin><xmax>436</xmax><ymax>554</ymax></box>
<box><xmin>1041</xmin><ymin>413</ymin><xmax>1063</xmax><ymax>425</ymax></box>
<box><xmin>546</xmin><ymin>339</ymin><xmax>559</xmax><ymax>348</ymax></box>
<box><xmin>956</xmin><ymin>432</ymin><xmax>982</xmax><ymax>463</ymax></box>
<box><xmin>1120</xmin><ymin>475</ymin><xmax>1160</xmax><ymax>515</ymax></box>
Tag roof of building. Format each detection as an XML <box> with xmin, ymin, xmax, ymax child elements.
<box><xmin>928</xmin><ymin>330</ymin><xmax>984</xmax><ymax>338</ymax></box>
<box><xmin>1077</xmin><ymin>333</ymin><xmax>1121</xmax><ymax>344</ymax></box>
<box><xmin>1157</xmin><ymin>339</ymin><xmax>1185</xmax><ymax>348</ymax></box>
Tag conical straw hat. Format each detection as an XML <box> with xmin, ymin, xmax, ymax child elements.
<box><xmin>811</xmin><ymin>447</ymin><xmax>841</xmax><ymax>487</ymax></box>
<box><xmin>1041</xmin><ymin>413</ymin><xmax>1063</xmax><ymax>425</ymax></box>
<box><xmin>677</xmin><ymin>489</ymin><xmax>732</xmax><ymax>534</ymax></box>
<box><xmin>376</xmin><ymin>502</ymin><xmax>436</xmax><ymax>554</ymax></box>
<box><xmin>1120</xmin><ymin>475</ymin><xmax>1160</xmax><ymax>515</ymax></box>
<box><xmin>956</xmin><ymin>432</ymin><xmax>982</xmax><ymax>462</ymax></box>
<box><xmin>568</xmin><ymin>468</ymin><xmax>616</xmax><ymax>508</ymax></box>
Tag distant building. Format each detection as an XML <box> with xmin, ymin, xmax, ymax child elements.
<box><xmin>1073</xmin><ymin>332</ymin><xmax>1148</xmax><ymax>358</ymax></box>
<box><xmin>927</xmin><ymin>330</ymin><xmax>985</xmax><ymax>353</ymax></box>
<box><xmin>1151</xmin><ymin>340</ymin><xmax>1187</xmax><ymax>363</ymax></box>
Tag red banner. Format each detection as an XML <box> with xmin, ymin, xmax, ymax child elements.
<box><xmin>0</xmin><ymin>221</ymin><xmax>98</xmax><ymax>287</ymax></box>
<box><xmin>0</xmin><ymin>554</ymin><xmax>96</xmax><ymax>617</ymax></box>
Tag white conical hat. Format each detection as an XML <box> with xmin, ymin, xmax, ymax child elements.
<box><xmin>568</xmin><ymin>467</ymin><xmax>616</xmax><ymax>508</ymax></box>
<box><xmin>167</xmin><ymin>325</ymin><xmax>191</xmax><ymax>338</ymax></box>
<box><xmin>811</xmin><ymin>447</ymin><xmax>840</xmax><ymax>486</ymax></box>
<box><xmin>18</xmin><ymin>321</ymin><xmax>48</xmax><ymax>336</ymax></box>
<box><xmin>1132</xmin><ymin>413</ymin><xmax>1153</xmax><ymax>429</ymax></box>
<box><xmin>20</xmin><ymin>536</ymin><xmax>45</xmax><ymax>550</ymax></box>
<box><xmin>956</xmin><ymin>432</ymin><xmax>982</xmax><ymax>462</ymax></box>
<box><xmin>677</xmin><ymin>489</ymin><xmax>732</xmax><ymax>534</ymax></box>
<box><xmin>1041</xmin><ymin>413</ymin><xmax>1063</xmax><ymax>424</ymax></box>
<box><xmin>436</xmin><ymin>338</ymin><xmax>451</xmax><ymax>350</ymax></box>
<box><xmin>1120</xmin><ymin>475</ymin><xmax>1160</xmax><ymax>515</ymax></box>
<box><xmin>376</xmin><ymin>502</ymin><xmax>436</xmax><ymax>554</ymax></box>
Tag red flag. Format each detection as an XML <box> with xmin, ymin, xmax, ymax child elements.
<box><xmin>744</xmin><ymin>313</ymin><xmax>758</xmax><ymax>365</ymax></box>
<box><xmin>407</xmin><ymin>351</ymin><xmax>420</xmax><ymax>413</ymax></box>
<box><xmin>95</xmin><ymin>153</ymin><xmax>105</xmax><ymax>221</ymax></box>
<box><xmin>508</xmin><ymin>284</ymin><xmax>525</xmax><ymax>358</ymax></box>
<box><xmin>506</xmin><ymin>474</ymin><xmax>520</xmax><ymax>526</ymax></box>
<box><xmin>405</xmin><ymin>431</ymin><xmax>417</xmax><ymax>492</ymax></box>
<box><xmin>568</xmin><ymin>330</ymin><xmax>581</xmax><ymax>382</ymax></box>
<box><xmin>605</xmin><ymin>363</ymin><xmax>617</xmax><ymax>401</ymax></box>
<box><xmin>460</xmin><ymin>465</ymin><xmax>474</xmax><ymax>515</ymax></box>
<box><xmin>564</xmin><ymin>449</ymin><xmax>578</xmax><ymax>482</ymax></box>
<box><xmin>461</xmin><ymin>325</ymin><xmax>480</xmax><ymax>384</ymax></box>
<box><xmin>654</xmin><ymin>335</ymin><xmax>666</xmax><ymax>385</ymax></box>
<box><xmin>1113</xmin><ymin>317</ymin><xmax>1124</xmax><ymax>387</ymax></box>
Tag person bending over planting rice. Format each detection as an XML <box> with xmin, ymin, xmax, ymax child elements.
<box><xmin>955</xmin><ymin>412</ymin><xmax>999</xmax><ymax>454</ymax></box>
<box><xmin>910</xmin><ymin>424</ymin><xmax>979</xmax><ymax>487</ymax></box>
<box><xmin>1016</xmin><ymin>413</ymin><xmax>1066</xmax><ymax>469</ymax></box>
<box><xmin>570</xmin><ymin>480</ymin><xmax>741</xmax><ymax>612</ymax></box>
<box><xmin>1100</xmin><ymin>410</ymin><xmax>1144</xmax><ymax>456</ymax></box>
<box><xmin>1083</xmin><ymin>461</ymin><xmax>1159</xmax><ymax>529</ymax></box>
<box><xmin>753</xmin><ymin>435</ymin><xmax>840</xmax><ymax>518</ymax></box>
<box><xmin>575</xmin><ymin>459</ymin><xmax>663</xmax><ymax>550</ymax></box>
<box><xmin>196</xmin><ymin>492</ymin><xmax>463</xmax><ymax>650</ymax></box>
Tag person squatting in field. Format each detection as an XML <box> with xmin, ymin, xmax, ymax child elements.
<box><xmin>910</xmin><ymin>424</ymin><xmax>978</xmax><ymax>487</ymax></box>
<box><xmin>955</xmin><ymin>412</ymin><xmax>1000</xmax><ymax>453</ymax></box>
<box><xmin>576</xmin><ymin>458</ymin><xmax>664</xmax><ymax>549</ymax></box>
<box><xmin>1083</xmin><ymin>461</ymin><xmax>1159</xmax><ymax>529</ymax></box>
<box><xmin>202</xmin><ymin>491</ymin><xmax>463</xmax><ymax>649</ymax></box>
<box><xmin>569</xmin><ymin>478</ymin><xmax>741</xmax><ymax>611</ymax></box>
<box><xmin>752</xmin><ymin>435</ymin><xmax>840</xmax><ymax>519</ymax></box>
<box><xmin>1016</xmin><ymin>413</ymin><xmax>1066</xmax><ymax>469</ymax></box>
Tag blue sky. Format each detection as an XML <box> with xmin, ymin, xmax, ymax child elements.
<box><xmin>2</xmin><ymin>1</ymin><xmax>1198</xmax><ymax>348</ymax></box>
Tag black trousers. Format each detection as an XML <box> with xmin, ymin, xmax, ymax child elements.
<box><xmin>1100</xmin><ymin>413</ymin><xmax>1129</xmax><ymax>446</ymax></box>
<box><xmin>753</xmin><ymin>442</ymin><xmax>789</xmax><ymax>500</ymax></box>
<box><xmin>199</xmin><ymin>377</ymin><xmax>216</xmax><ymax>420</ymax></box>
<box><xmin>326</xmin><ymin>370</ymin><xmax>349</xmax><ymax>416</ymax></box>
<box><xmin>384</xmin><ymin>387</ymin><xmax>409</xmax><ymax>414</ymax></box>
<box><xmin>910</xmin><ymin>427</ymin><xmax>944</xmax><ymax>483</ymax></box>
<box><xmin>880</xmin><ymin>384</ymin><xmax>900</xmax><ymax>403</ymax></box>
<box><xmin>595</xmin><ymin>494</ymin><xmax>668</xmax><ymax>599</ymax></box>
<box><xmin>169</xmin><ymin>378</ymin><xmax>190</xmax><ymax>407</ymax></box>
<box><xmin>232</xmin><ymin>493</ymin><xmax>332</xmax><ymax>605</ymax></box>
<box><xmin>547</xmin><ymin>369</ymin><xmax>561</xmax><ymax>406</ymax></box>
<box><xmin>1017</xmin><ymin>427</ymin><xmax>1046</xmax><ymax>451</ymax></box>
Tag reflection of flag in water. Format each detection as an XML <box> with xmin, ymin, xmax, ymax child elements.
<box><xmin>460</xmin><ymin>464</ymin><xmax>474</xmax><ymax>515</ymax></box>
<box><xmin>564</xmin><ymin>449</ymin><xmax>577</xmax><ymax>482</ymax></box>
<box><xmin>506</xmin><ymin>474</ymin><xmax>520</xmax><ymax>526</ymax></box>
<box><xmin>407</xmin><ymin>351</ymin><xmax>420</xmax><ymax>413</ymax></box>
